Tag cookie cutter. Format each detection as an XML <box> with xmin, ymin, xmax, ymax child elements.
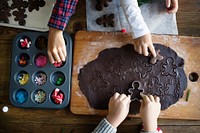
<box><xmin>128</xmin><ymin>81</ymin><xmax>144</xmax><ymax>101</ymax></box>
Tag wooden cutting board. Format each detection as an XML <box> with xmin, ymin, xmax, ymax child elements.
<box><xmin>70</xmin><ymin>31</ymin><xmax>200</xmax><ymax>120</ymax></box>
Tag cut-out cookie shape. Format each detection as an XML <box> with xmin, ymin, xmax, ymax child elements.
<box><xmin>106</xmin><ymin>55</ymin><xmax>123</xmax><ymax>76</ymax></box>
<box><xmin>150</xmin><ymin>49</ymin><xmax>164</xmax><ymax>64</ymax></box>
<box><xmin>166</xmin><ymin>78</ymin><xmax>180</xmax><ymax>97</ymax></box>
<box><xmin>109</xmin><ymin>85</ymin><xmax>122</xmax><ymax>97</ymax></box>
<box><xmin>161</xmin><ymin>57</ymin><xmax>177</xmax><ymax>77</ymax></box>
<box><xmin>90</xmin><ymin>71</ymin><xmax>109</xmax><ymax>92</ymax></box>
<box><xmin>132</xmin><ymin>59</ymin><xmax>152</xmax><ymax>79</ymax></box>
<box><xmin>148</xmin><ymin>77</ymin><xmax>163</xmax><ymax>96</ymax></box>
<box><xmin>0</xmin><ymin>1</ymin><xmax>11</xmax><ymax>23</ymax></box>
<box><xmin>128</xmin><ymin>81</ymin><xmax>144</xmax><ymax>101</ymax></box>
<box><xmin>96</xmin><ymin>14</ymin><xmax>114</xmax><ymax>27</ymax></box>
<box><xmin>28</xmin><ymin>0</ymin><xmax>46</xmax><ymax>12</ymax></box>
<box><xmin>12</xmin><ymin>9</ymin><xmax>27</xmax><ymax>25</ymax></box>
<box><xmin>96</xmin><ymin>0</ymin><xmax>112</xmax><ymax>11</ymax></box>
<box><xmin>0</xmin><ymin>0</ymin><xmax>9</xmax><ymax>10</ymax></box>
<box><xmin>11</xmin><ymin>0</ymin><xmax>28</xmax><ymax>10</ymax></box>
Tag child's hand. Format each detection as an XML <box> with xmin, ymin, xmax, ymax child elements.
<box><xmin>106</xmin><ymin>93</ymin><xmax>131</xmax><ymax>128</ymax></box>
<box><xmin>140</xmin><ymin>94</ymin><xmax>161</xmax><ymax>132</ymax></box>
<box><xmin>133</xmin><ymin>34</ymin><xmax>156</xmax><ymax>57</ymax></box>
<box><xmin>48</xmin><ymin>27</ymin><xmax>67</xmax><ymax>64</ymax></box>
<box><xmin>166</xmin><ymin>0</ymin><xmax>178</xmax><ymax>13</ymax></box>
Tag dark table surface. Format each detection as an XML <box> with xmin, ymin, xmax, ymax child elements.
<box><xmin>0</xmin><ymin>0</ymin><xmax>200</xmax><ymax>132</ymax></box>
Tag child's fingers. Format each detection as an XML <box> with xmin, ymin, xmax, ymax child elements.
<box><xmin>62</xmin><ymin>48</ymin><xmax>67</xmax><ymax>60</ymax></box>
<box><xmin>128</xmin><ymin>95</ymin><xmax>131</xmax><ymax>103</ymax></box>
<box><xmin>167</xmin><ymin>7</ymin><xmax>178</xmax><ymax>14</ymax></box>
<box><xmin>109</xmin><ymin>96</ymin><xmax>113</xmax><ymax>102</ymax></box>
<box><xmin>109</xmin><ymin>93</ymin><xmax>118</xmax><ymax>103</ymax></box>
<box><xmin>139</xmin><ymin>99</ymin><xmax>143</xmax><ymax>104</ymax></box>
<box><xmin>125</xmin><ymin>94</ymin><xmax>131</xmax><ymax>100</ymax></box>
<box><xmin>167</xmin><ymin>0</ymin><xmax>178</xmax><ymax>13</ymax></box>
<box><xmin>169</xmin><ymin>7</ymin><xmax>178</xmax><ymax>13</ymax></box>
<box><xmin>148</xmin><ymin>95</ymin><xmax>155</xmax><ymax>102</ymax></box>
<box><xmin>139</xmin><ymin>99</ymin><xmax>144</xmax><ymax>108</ymax></box>
<box><xmin>52</xmin><ymin>51</ymin><xmax>61</xmax><ymax>63</ymax></box>
<box><xmin>154</xmin><ymin>95</ymin><xmax>160</xmax><ymax>103</ymax></box>
<box><xmin>58</xmin><ymin>50</ymin><xmax>66</xmax><ymax>62</ymax></box>
<box><xmin>140</xmin><ymin>93</ymin><xmax>150</xmax><ymax>103</ymax></box>
<box><xmin>118</xmin><ymin>94</ymin><xmax>127</xmax><ymax>101</ymax></box>
<box><xmin>172</xmin><ymin>0</ymin><xmax>178</xmax><ymax>10</ymax></box>
<box><xmin>142</xmin><ymin>45</ymin><xmax>148</xmax><ymax>56</ymax></box>
<box><xmin>138</xmin><ymin>46</ymin><xmax>142</xmax><ymax>54</ymax></box>
<box><xmin>149</xmin><ymin>44</ymin><xmax>156</xmax><ymax>57</ymax></box>
<box><xmin>134</xmin><ymin>45</ymin><xmax>142</xmax><ymax>54</ymax></box>
<box><xmin>113</xmin><ymin>92</ymin><xmax>120</xmax><ymax>100</ymax></box>
<box><xmin>48</xmin><ymin>51</ymin><xmax>55</xmax><ymax>64</ymax></box>
<box><xmin>109</xmin><ymin>93</ymin><xmax>119</xmax><ymax>102</ymax></box>
<box><xmin>166</xmin><ymin>0</ymin><xmax>171</xmax><ymax>8</ymax></box>
<box><xmin>122</xmin><ymin>95</ymin><xmax>131</xmax><ymax>104</ymax></box>
<box><xmin>134</xmin><ymin>45</ymin><xmax>137</xmax><ymax>53</ymax></box>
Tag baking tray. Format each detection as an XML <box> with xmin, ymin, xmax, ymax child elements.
<box><xmin>9</xmin><ymin>31</ymin><xmax>72</xmax><ymax>109</ymax></box>
<box><xmin>0</xmin><ymin>0</ymin><xmax>55</xmax><ymax>31</ymax></box>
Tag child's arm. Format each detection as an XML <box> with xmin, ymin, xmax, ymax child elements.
<box><xmin>120</xmin><ymin>0</ymin><xmax>156</xmax><ymax>57</ymax></box>
<box><xmin>47</xmin><ymin>0</ymin><xmax>78</xmax><ymax>64</ymax></box>
<box><xmin>48</xmin><ymin>27</ymin><xmax>66</xmax><ymax>64</ymax></box>
<box><xmin>92</xmin><ymin>93</ymin><xmax>131</xmax><ymax>133</ymax></box>
<box><xmin>166</xmin><ymin>0</ymin><xmax>178</xmax><ymax>14</ymax></box>
<box><xmin>140</xmin><ymin>94</ymin><xmax>161</xmax><ymax>133</ymax></box>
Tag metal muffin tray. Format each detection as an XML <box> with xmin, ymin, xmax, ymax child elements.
<box><xmin>9</xmin><ymin>31</ymin><xmax>72</xmax><ymax>109</ymax></box>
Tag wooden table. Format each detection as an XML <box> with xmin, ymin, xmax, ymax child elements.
<box><xmin>0</xmin><ymin>0</ymin><xmax>200</xmax><ymax>132</ymax></box>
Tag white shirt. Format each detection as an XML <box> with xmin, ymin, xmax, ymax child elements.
<box><xmin>120</xmin><ymin>0</ymin><xmax>150</xmax><ymax>38</ymax></box>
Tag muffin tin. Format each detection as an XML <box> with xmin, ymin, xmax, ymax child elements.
<box><xmin>9</xmin><ymin>31</ymin><xmax>72</xmax><ymax>109</ymax></box>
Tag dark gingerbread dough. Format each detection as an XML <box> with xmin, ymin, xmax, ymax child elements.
<box><xmin>1</xmin><ymin>0</ymin><xmax>46</xmax><ymax>25</ymax></box>
<box><xmin>78</xmin><ymin>44</ymin><xmax>187</xmax><ymax>114</ymax></box>
<box><xmin>11</xmin><ymin>0</ymin><xmax>28</xmax><ymax>10</ymax></box>
<box><xmin>0</xmin><ymin>0</ymin><xmax>11</xmax><ymax>23</ymax></box>
<box><xmin>96</xmin><ymin>14</ymin><xmax>114</xmax><ymax>27</ymax></box>
<box><xmin>96</xmin><ymin>0</ymin><xmax>112</xmax><ymax>11</ymax></box>
<box><xmin>13</xmin><ymin>9</ymin><xmax>27</xmax><ymax>26</ymax></box>
<box><xmin>28</xmin><ymin>0</ymin><xmax>45</xmax><ymax>12</ymax></box>
<box><xmin>0</xmin><ymin>0</ymin><xmax>9</xmax><ymax>10</ymax></box>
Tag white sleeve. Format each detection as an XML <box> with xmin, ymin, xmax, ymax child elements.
<box><xmin>92</xmin><ymin>118</ymin><xmax>117</xmax><ymax>133</ymax></box>
<box><xmin>120</xmin><ymin>0</ymin><xmax>150</xmax><ymax>38</ymax></box>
